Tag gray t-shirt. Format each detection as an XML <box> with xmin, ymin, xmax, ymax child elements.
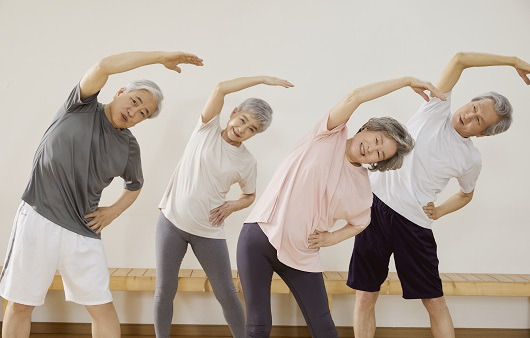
<box><xmin>22</xmin><ymin>83</ymin><xmax>143</xmax><ymax>239</ymax></box>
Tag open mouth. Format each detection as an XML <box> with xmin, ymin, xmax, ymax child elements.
<box><xmin>232</xmin><ymin>128</ymin><xmax>241</xmax><ymax>138</ymax></box>
<box><xmin>360</xmin><ymin>143</ymin><xmax>365</xmax><ymax>156</ymax></box>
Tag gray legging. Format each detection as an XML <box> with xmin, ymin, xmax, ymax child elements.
<box><xmin>237</xmin><ymin>222</ymin><xmax>338</xmax><ymax>338</ymax></box>
<box><xmin>154</xmin><ymin>213</ymin><xmax>245</xmax><ymax>338</ymax></box>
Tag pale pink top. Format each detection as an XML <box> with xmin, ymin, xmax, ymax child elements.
<box><xmin>245</xmin><ymin>112</ymin><xmax>372</xmax><ymax>272</ymax></box>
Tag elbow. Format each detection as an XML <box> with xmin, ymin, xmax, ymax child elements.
<box><xmin>452</xmin><ymin>51</ymin><xmax>470</xmax><ymax>68</ymax></box>
<box><xmin>94</xmin><ymin>58</ymin><xmax>113</xmax><ymax>77</ymax></box>
<box><xmin>215</xmin><ymin>82</ymin><xmax>230</xmax><ymax>96</ymax></box>
<box><xmin>344</xmin><ymin>89</ymin><xmax>363</xmax><ymax>107</ymax></box>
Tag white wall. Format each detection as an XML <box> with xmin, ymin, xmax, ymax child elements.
<box><xmin>1</xmin><ymin>0</ymin><xmax>529</xmax><ymax>329</ymax></box>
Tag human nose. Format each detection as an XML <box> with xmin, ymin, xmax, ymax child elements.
<box><xmin>128</xmin><ymin>108</ymin><xmax>140</xmax><ymax>117</ymax></box>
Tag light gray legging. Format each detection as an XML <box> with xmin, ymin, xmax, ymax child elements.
<box><xmin>154</xmin><ymin>213</ymin><xmax>245</xmax><ymax>338</ymax></box>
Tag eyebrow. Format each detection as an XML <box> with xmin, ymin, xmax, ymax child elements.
<box><xmin>135</xmin><ymin>95</ymin><xmax>151</xmax><ymax>116</ymax></box>
<box><xmin>380</xmin><ymin>135</ymin><xmax>386</xmax><ymax>159</ymax></box>
<box><xmin>243</xmin><ymin>114</ymin><xmax>259</xmax><ymax>131</ymax></box>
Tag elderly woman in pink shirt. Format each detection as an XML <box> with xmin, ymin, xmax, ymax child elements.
<box><xmin>237</xmin><ymin>76</ymin><xmax>444</xmax><ymax>337</ymax></box>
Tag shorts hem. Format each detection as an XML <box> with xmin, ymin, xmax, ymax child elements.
<box><xmin>65</xmin><ymin>297</ymin><xmax>113</xmax><ymax>306</ymax></box>
<box><xmin>402</xmin><ymin>292</ymin><xmax>444</xmax><ymax>300</ymax></box>
<box><xmin>346</xmin><ymin>281</ymin><xmax>381</xmax><ymax>292</ymax></box>
<box><xmin>0</xmin><ymin>293</ymin><xmax>45</xmax><ymax>307</ymax></box>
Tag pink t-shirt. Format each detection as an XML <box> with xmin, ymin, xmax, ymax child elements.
<box><xmin>245</xmin><ymin>113</ymin><xmax>372</xmax><ymax>272</ymax></box>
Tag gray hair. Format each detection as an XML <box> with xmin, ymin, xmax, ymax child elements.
<box><xmin>471</xmin><ymin>92</ymin><xmax>513</xmax><ymax>136</ymax></box>
<box><xmin>358</xmin><ymin>117</ymin><xmax>415</xmax><ymax>172</ymax></box>
<box><xmin>124</xmin><ymin>79</ymin><xmax>164</xmax><ymax>118</ymax></box>
<box><xmin>237</xmin><ymin>98</ymin><xmax>273</xmax><ymax>132</ymax></box>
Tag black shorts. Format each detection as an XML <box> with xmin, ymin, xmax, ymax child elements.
<box><xmin>347</xmin><ymin>194</ymin><xmax>443</xmax><ymax>299</ymax></box>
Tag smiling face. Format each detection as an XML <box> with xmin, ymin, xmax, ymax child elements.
<box><xmin>346</xmin><ymin>129</ymin><xmax>398</xmax><ymax>165</ymax></box>
<box><xmin>451</xmin><ymin>99</ymin><xmax>501</xmax><ymax>138</ymax></box>
<box><xmin>105</xmin><ymin>88</ymin><xmax>158</xmax><ymax>129</ymax></box>
<box><xmin>221</xmin><ymin>109</ymin><xmax>262</xmax><ymax>147</ymax></box>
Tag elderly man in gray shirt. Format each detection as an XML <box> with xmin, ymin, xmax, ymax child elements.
<box><xmin>0</xmin><ymin>50</ymin><xmax>203</xmax><ymax>338</ymax></box>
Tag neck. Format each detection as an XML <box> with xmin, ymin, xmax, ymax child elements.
<box><xmin>104</xmin><ymin>105</ymin><xmax>120</xmax><ymax>129</ymax></box>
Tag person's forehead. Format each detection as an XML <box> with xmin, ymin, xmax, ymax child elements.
<box><xmin>478</xmin><ymin>99</ymin><xmax>500</xmax><ymax>122</ymax></box>
<box><xmin>241</xmin><ymin>112</ymin><xmax>261</xmax><ymax>125</ymax></box>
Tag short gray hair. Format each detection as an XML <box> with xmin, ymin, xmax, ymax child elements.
<box><xmin>125</xmin><ymin>79</ymin><xmax>164</xmax><ymax>118</ymax></box>
<box><xmin>358</xmin><ymin>117</ymin><xmax>415</xmax><ymax>172</ymax></box>
<box><xmin>237</xmin><ymin>98</ymin><xmax>273</xmax><ymax>132</ymax></box>
<box><xmin>471</xmin><ymin>92</ymin><xmax>513</xmax><ymax>136</ymax></box>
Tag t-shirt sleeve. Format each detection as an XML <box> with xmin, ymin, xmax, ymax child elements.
<box><xmin>65</xmin><ymin>82</ymin><xmax>99</xmax><ymax>112</ymax></box>
<box><xmin>457</xmin><ymin>158</ymin><xmax>482</xmax><ymax>194</ymax></box>
<box><xmin>238</xmin><ymin>159</ymin><xmax>257</xmax><ymax>195</ymax></box>
<box><xmin>196</xmin><ymin>114</ymin><xmax>221</xmax><ymax>133</ymax></box>
<box><xmin>413</xmin><ymin>91</ymin><xmax>452</xmax><ymax>119</ymax></box>
<box><xmin>122</xmin><ymin>136</ymin><xmax>144</xmax><ymax>191</ymax></box>
<box><xmin>313</xmin><ymin>111</ymin><xmax>348</xmax><ymax>139</ymax></box>
<box><xmin>346</xmin><ymin>207</ymin><xmax>371</xmax><ymax>230</ymax></box>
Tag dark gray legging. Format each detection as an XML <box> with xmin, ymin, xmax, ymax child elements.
<box><xmin>154</xmin><ymin>213</ymin><xmax>245</xmax><ymax>338</ymax></box>
<box><xmin>237</xmin><ymin>222</ymin><xmax>338</xmax><ymax>338</ymax></box>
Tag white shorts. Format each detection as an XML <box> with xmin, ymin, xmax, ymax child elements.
<box><xmin>0</xmin><ymin>202</ymin><xmax>113</xmax><ymax>306</ymax></box>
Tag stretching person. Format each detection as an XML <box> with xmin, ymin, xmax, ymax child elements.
<box><xmin>237</xmin><ymin>76</ymin><xmax>442</xmax><ymax>337</ymax></box>
<box><xmin>0</xmin><ymin>51</ymin><xmax>203</xmax><ymax>338</ymax></box>
<box><xmin>349</xmin><ymin>52</ymin><xmax>530</xmax><ymax>338</ymax></box>
<box><xmin>154</xmin><ymin>76</ymin><xmax>293</xmax><ymax>338</ymax></box>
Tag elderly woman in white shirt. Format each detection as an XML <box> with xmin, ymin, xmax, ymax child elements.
<box><xmin>154</xmin><ymin>76</ymin><xmax>293</xmax><ymax>338</ymax></box>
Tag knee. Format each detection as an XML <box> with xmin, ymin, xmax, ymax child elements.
<box><xmin>247</xmin><ymin>323</ymin><xmax>272</xmax><ymax>338</ymax></box>
<box><xmin>155</xmin><ymin>284</ymin><xmax>178</xmax><ymax>302</ymax></box>
<box><xmin>213</xmin><ymin>286</ymin><xmax>240</xmax><ymax>307</ymax></box>
<box><xmin>422</xmin><ymin>296</ymin><xmax>448</xmax><ymax>313</ymax></box>
<box><xmin>85</xmin><ymin>302</ymin><xmax>118</xmax><ymax>319</ymax></box>
<box><xmin>355</xmin><ymin>290</ymin><xmax>379</xmax><ymax>309</ymax></box>
<box><xmin>7</xmin><ymin>302</ymin><xmax>34</xmax><ymax>316</ymax></box>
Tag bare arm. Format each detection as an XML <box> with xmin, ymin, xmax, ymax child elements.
<box><xmin>201</xmin><ymin>76</ymin><xmax>293</xmax><ymax>124</ymax></box>
<box><xmin>84</xmin><ymin>188</ymin><xmax>142</xmax><ymax>234</ymax></box>
<box><xmin>422</xmin><ymin>189</ymin><xmax>474</xmax><ymax>220</ymax></box>
<box><xmin>327</xmin><ymin>77</ymin><xmax>445</xmax><ymax>130</ymax></box>
<box><xmin>307</xmin><ymin>223</ymin><xmax>365</xmax><ymax>249</ymax></box>
<box><xmin>80</xmin><ymin>51</ymin><xmax>204</xmax><ymax>99</ymax></box>
<box><xmin>436</xmin><ymin>52</ymin><xmax>530</xmax><ymax>94</ymax></box>
<box><xmin>209</xmin><ymin>192</ymin><xmax>256</xmax><ymax>226</ymax></box>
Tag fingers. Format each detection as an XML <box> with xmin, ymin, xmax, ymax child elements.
<box><xmin>426</xmin><ymin>83</ymin><xmax>446</xmax><ymax>101</ymax></box>
<box><xmin>209</xmin><ymin>209</ymin><xmax>225</xmax><ymax>226</ymax></box>
<box><xmin>518</xmin><ymin>70</ymin><xmax>530</xmax><ymax>85</ymax></box>
<box><xmin>414</xmin><ymin>87</ymin><xmax>430</xmax><ymax>102</ymax></box>
<box><xmin>281</xmin><ymin>80</ymin><xmax>294</xmax><ymax>88</ymax></box>
<box><xmin>181</xmin><ymin>53</ymin><xmax>204</xmax><ymax>66</ymax></box>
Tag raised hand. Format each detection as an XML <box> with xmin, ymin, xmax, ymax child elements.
<box><xmin>514</xmin><ymin>58</ymin><xmax>530</xmax><ymax>85</ymax></box>
<box><xmin>262</xmin><ymin>76</ymin><xmax>294</xmax><ymax>88</ymax></box>
<box><xmin>409</xmin><ymin>77</ymin><xmax>446</xmax><ymax>102</ymax></box>
<box><xmin>161</xmin><ymin>52</ymin><xmax>204</xmax><ymax>73</ymax></box>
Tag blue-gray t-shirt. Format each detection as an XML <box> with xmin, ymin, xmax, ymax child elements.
<box><xmin>21</xmin><ymin>83</ymin><xmax>143</xmax><ymax>239</ymax></box>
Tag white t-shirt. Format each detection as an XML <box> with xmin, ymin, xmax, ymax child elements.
<box><xmin>370</xmin><ymin>92</ymin><xmax>482</xmax><ymax>229</ymax></box>
<box><xmin>159</xmin><ymin>115</ymin><xmax>257</xmax><ymax>239</ymax></box>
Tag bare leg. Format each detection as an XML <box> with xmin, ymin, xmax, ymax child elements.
<box><xmin>2</xmin><ymin>302</ymin><xmax>34</xmax><ymax>338</ymax></box>
<box><xmin>85</xmin><ymin>302</ymin><xmax>120</xmax><ymax>338</ymax></box>
<box><xmin>353</xmin><ymin>291</ymin><xmax>378</xmax><ymax>338</ymax></box>
<box><xmin>422</xmin><ymin>296</ymin><xmax>455</xmax><ymax>338</ymax></box>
